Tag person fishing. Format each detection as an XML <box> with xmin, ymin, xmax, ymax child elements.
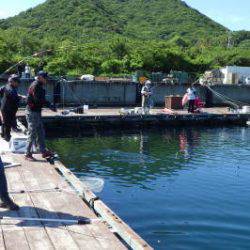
<box><xmin>25</xmin><ymin>71</ymin><xmax>57</xmax><ymax>161</ymax></box>
<box><xmin>25</xmin><ymin>64</ymin><xmax>31</xmax><ymax>78</ymax></box>
<box><xmin>0</xmin><ymin>74</ymin><xmax>25</xmax><ymax>141</ymax></box>
<box><xmin>0</xmin><ymin>156</ymin><xmax>19</xmax><ymax>210</ymax></box>
<box><xmin>141</xmin><ymin>80</ymin><xmax>153</xmax><ymax>109</ymax></box>
<box><xmin>186</xmin><ymin>84</ymin><xmax>196</xmax><ymax>113</ymax></box>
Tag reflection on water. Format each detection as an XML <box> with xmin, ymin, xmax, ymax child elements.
<box><xmin>47</xmin><ymin>127</ymin><xmax>250</xmax><ymax>250</ymax></box>
<box><xmin>179</xmin><ymin>130</ymin><xmax>201</xmax><ymax>159</ymax></box>
<box><xmin>100</xmin><ymin>149</ymin><xmax>158</xmax><ymax>164</ymax></box>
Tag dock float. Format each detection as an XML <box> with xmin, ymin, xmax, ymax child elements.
<box><xmin>17</xmin><ymin>108</ymin><xmax>249</xmax><ymax>134</ymax></box>
<box><xmin>0</xmin><ymin>138</ymin><xmax>153</xmax><ymax>250</ymax></box>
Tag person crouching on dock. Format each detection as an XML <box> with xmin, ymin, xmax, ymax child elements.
<box><xmin>0</xmin><ymin>157</ymin><xmax>19</xmax><ymax>210</ymax></box>
<box><xmin>0</xmin><ymin>74</ymin><xmax>25</xmax><ymax>141</ymax></box>
<box><xmin>25</xmin><ymin>71</ymin><xmax>57</xmax><ymax>161</ymax></box>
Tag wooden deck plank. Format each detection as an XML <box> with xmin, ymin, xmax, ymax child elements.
<box><xmin>49</xmin><ymin>182</ymin><xmax>124</xmax><ymax>249</ymax></box>
<box><xmin>0</xmin><ymin>226</ymin><xmax>5</xmax><ymax>250</ymax></box>
<box><xmin>26</xmin><ymin>157</ymin><xmax>126</xmax><ymax>249</ymax></box>
<box><xmin>1</xmin><ymin>166</ymin><xmax>30</xmax><ymax>250</ymax></box>
<box><xmin>65</xmin><ymin>197</ymin><xmax>125</xmax><ymax>250</ymax></box>
<box><xmin>19</xmin><ymin>154</ymin><xmax>128</xmax><ymax>249</ymax></box>
<box><xmin>14</xmin><ymin>155</ymin><xmax>123</xmax><ymax>249</ymax></box>
<box><xmin>0</xmin><ymin>133</ymin><xmax>150</xmax><ymax>250</ymax></box>
<box><xmin>55</xmin><ymin>161</ymin><xmax>152</xmax><ymax>250</ymax></box>
<box><xmin>5</xmin><ymin>165</ymin><xmax>55</xmax><ymax>250</ymax></box>
<box><xmin>14</xmin><ymin>160</ymin><xmax>81</xmax><ymax>250</ymax></box>
<box><xmin>16</xmin><ymin>156</ymin><xmax>114</xmax><ymax>250</ymax></box>
<box><xmin>46</xmin><ymin>173</ymin><xmax>125</xmax><ymax>250</ymax></box>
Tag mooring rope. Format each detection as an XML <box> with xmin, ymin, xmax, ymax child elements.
<box><xmin>205</xmin><ymin>84</ymin><xmax>250</xmax><ymax>109</ymax></box>
<box><xmin>206</xmin><ymin>85</ymin><xmax>240</xmax><ymax>108</ymax></box>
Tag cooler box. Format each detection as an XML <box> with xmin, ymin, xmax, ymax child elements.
<box><xmin>165</xmin><ymin>96</ymin><xmax>182</xmax><ymax>109</ymax></box>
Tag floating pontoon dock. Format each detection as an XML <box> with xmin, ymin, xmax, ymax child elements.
<box><xmin>0</xmin><ymin>137</ymin><xmax>152</xmax><ymax>250</ymax></box>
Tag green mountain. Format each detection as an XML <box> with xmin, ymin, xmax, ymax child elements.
<box><xmin>0</xmin><ymin>0</ymin><xmax>227</xmax><ymax>41</ymax></box>
<box><xmin>0</xmin><ymin>0</ymin><xmax>249</xmax><ymax>76</ymax></box>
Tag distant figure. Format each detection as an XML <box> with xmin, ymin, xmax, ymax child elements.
<box><xmin>186</xmin><ymin>84</ymin><xmax>196</xmax><ymax>113</ymax></box>
<box><xmin>31</xmin><ymin>68</ymin><xmax>35</xmax><ymax>78</ymax></box>
<box><xmin>246</xmin><ymin>77</ymin><xmax>250</xmax><ymax>85</ymax></box>
<box><xmin>141</xmin><ymin>80</ymin><xmax>153</xmax><ymax>109</ymax></box>
<box><xmin>25</xmin><ymin>71</ymin><xmax>57</xmax><ymax>161</ymax></box>
<box><xmin>0</xmin><ymin>157</ymin><xmax>19</xmax><ymax>210</ymax></box>
<box><xmin>0</xmin><ymin>74</ymin><xmax>25</xmax><ymax>141</ymax></box>
<box><xmin>25</xmin><ymin>64</ymin><xmax>31</xmax><ymax>78</ymax></box>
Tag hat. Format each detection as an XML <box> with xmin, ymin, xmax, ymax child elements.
<box><xmin>8</xmin><ymin>74</ymin><xmax>20</xmax><ymax>83</ymax></box>
<box><xmin>37</xmin><ymin>71</ymin><xmax>49</xmax><ymax>79</ymax></box>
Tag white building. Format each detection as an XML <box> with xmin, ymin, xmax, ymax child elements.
<box><xmin>220</xmin><ymin>66</ymin><xmax>250</xmax><ymax>84</ymax></box>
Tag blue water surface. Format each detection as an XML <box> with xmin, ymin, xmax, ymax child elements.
<box><xmin>48</xmin><ymin>127</ymin><xmax>250</xmax><ymax>250</ymax></box>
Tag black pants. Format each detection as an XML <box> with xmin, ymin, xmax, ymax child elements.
<box><xmin>1</xmin><ymin>110</ymin><xmax>17</xmax><ymax>140</ymax></box>
<box><xmin>0</xmin><ymin>159</ymin><xmax>11</xmax><ymax>203</ymax></box>
<box><xmin>188</xmin><ymin>100</ymin><xmax>195</xmax><ymax>113</ymax></box>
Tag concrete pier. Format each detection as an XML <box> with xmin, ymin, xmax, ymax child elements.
<box><xmin>17</xmin><ymin>108</ymin><xmax>249</xmax><ymax>136</ymax></box>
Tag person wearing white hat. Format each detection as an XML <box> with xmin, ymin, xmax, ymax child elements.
<box><xmin>141</xmin><ymin>80</ymin><xmax>153</xmax><ymax>109</ymax></box>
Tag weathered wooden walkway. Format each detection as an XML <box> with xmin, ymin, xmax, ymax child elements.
<box><xmin>0</xmin><ymin>138</ymin><xmax>152</xmax><ymax>249</ymax></box>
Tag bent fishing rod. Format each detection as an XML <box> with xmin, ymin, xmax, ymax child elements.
<box><xmin>1</xmin><ymin>43</ymin><xmax>92</xmax><ymax>77</ymax></box>
<box><xmin>0</xmin><ymin>49</ymin><xmax>53</xmax><ymax>76</ymax></box>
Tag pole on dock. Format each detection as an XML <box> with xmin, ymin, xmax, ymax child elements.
<box><xmin>9</xmin><ymin>186</ymin><xmax>61</xmax><ymax>194</ymax></box>
<box><xmin>4</xmin><ymin>163</ymin><xmax>21</xmax><ymax>169</ymax></box>
<box><xmin>0</xmin><ymin>216</ymin><xmax>102</xmax><ymax>225</ymax></box>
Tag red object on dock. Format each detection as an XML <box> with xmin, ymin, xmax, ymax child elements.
<box><xmin>165</xmin><ymin>96</ymin><xmax>183</xmax><ymax>109</ymax></box>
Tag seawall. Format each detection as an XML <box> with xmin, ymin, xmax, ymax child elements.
<box><xmin>1</xmin><ymin>80</ymin><xmax>250</xmax><ymax>107</ymax></box>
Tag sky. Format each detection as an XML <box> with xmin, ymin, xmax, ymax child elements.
<box><xmin>184</xmin><ymin>0</ymin><xmax>250</xmax><ymax>31</ymax></box>
<box><xmin>0</xmin><ymin>0</ymin><xmax>249</xmax><ymax>31</ymax></box>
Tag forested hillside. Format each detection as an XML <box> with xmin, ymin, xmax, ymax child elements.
<box><xmin>0</xmin><ymin>0</ymin><xmax>249</xmax><ymax>76</ymax></box>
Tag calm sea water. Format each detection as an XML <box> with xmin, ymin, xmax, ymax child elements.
<box><xmin>48</xmin><ymin>127</ymin><xmax>250</xmax><ymax>250</ymax></box>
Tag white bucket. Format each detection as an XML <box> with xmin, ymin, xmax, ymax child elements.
<box><xmin>10</xmin><ymin>137</ymin><xmax>27</xmax><ymax>153</ymax></box>
<box><xmin>9</xmin><ymin>135</ymin><xmax>36</xmax><ymax>154</ymax></box>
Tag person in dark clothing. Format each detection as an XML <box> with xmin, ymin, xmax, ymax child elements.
<box><xmin>0</xmin><ymin>74</ymin><xmax>24</xmax><ymax>141</ymax></box>
<box><xmin>0</xmin><ymin>157</ymin><xmax>19</xmax><ymax>210</ymax></box>
<box><xmin>25</xmin><ymin>71</ymin><xmax>57</xmax><ymax>161</ymax></box>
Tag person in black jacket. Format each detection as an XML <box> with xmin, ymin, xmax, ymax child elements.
<box><xmin>0</xmin><ymin>156</ymin><xmax>19</xmax><ymax>210</ymax></box>
<box><xmin>25</xmin><ymin>71</ymin><xmax>57</xmax><ymax>161</ymax></box>
<box><xmin>0</xmin><ymin>74</ymin><xmax>24</xmax><ymax>141</ymax></box>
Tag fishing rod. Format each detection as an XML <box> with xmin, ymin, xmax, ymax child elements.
<box><xmin>4</xmin><ymin>163</ymin><xmax>21</xmax><ymax>169</ymax></box>
<box><xmin>0</xmin><ymin>216</ymin><xmax>102</xmax><ymax>225</ymax></box>
<box><xmin>1</xmin><ymin>49</ymin><xmax>53</xmax><ymax>76</ymax></box>
<box><xmin>1</xmin><ymin>42</ymin><xmax>94</xmax><ymax>77</ymax></box>
<box><xmin>9</xmin><ymin>187</ymin><xmax>61</xmax><ymax>194</ymax></box>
